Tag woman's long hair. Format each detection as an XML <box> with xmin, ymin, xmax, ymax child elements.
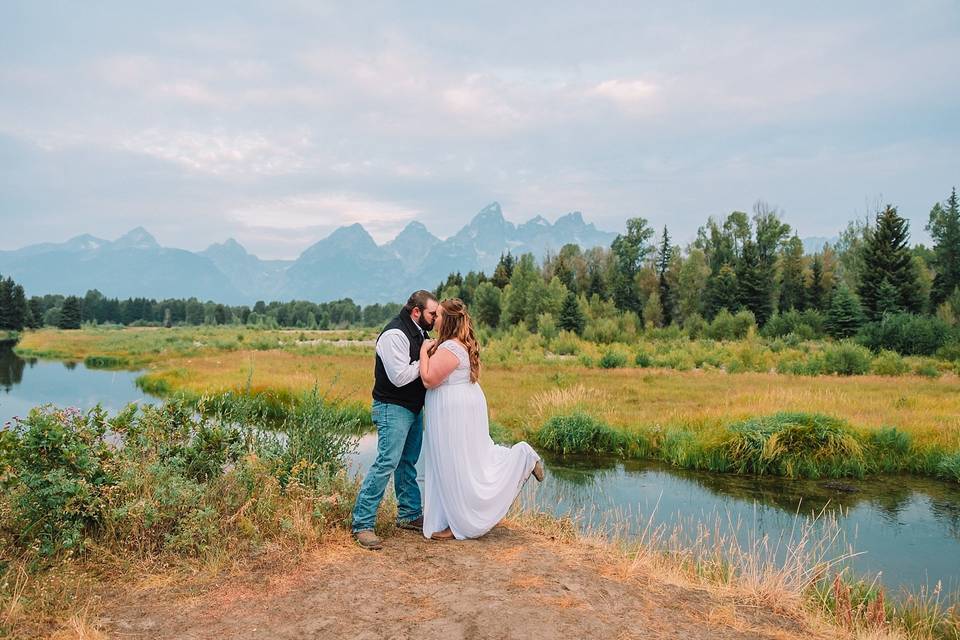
<box><xmin>428</xmin><ymin>298</ymin><xmax>481</xmax><ymax>382</ymax></box>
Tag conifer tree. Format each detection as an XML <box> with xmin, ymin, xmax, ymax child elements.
<box><xmin>59</xmin><ymin>296</ymin><xmax>82</xmax><ymax>330</ymax></box>
<box><xmin>858</xmin><ymin>205</ymin><xmax>923</xmax><ymax>319</ymax></box>
<box><xmin>825</xmin><ymin>284</ymin><xmax>864</xmax><ymax>338</ymax></box>
<box><xmin>558</xmin><ymin>291</ymin><xmax>585</xmax><ymax>335</ymax></box>
<box><xmin>736</xmin><ymin>240</ymin><xmax>774</xmax><ymax>325</ymax></box>
<box><xmin>491</xmin><ymin>252</ymin><xmax>515</xmax><ymax>289</ymax></box>
<box><xmin>806</xmin><ymin>254</ymin><xmax>827</xmax><ymax>311</ymax></box>
<box><xmin>705</xmin><ymin>264</ymin><xmax>739</xmax><ymax>318</ymax></box>
<box><xmin>656</xmin><ymin>226</ymin><xmax>675</xmax><ymax>326</ymax></box>
<box><xmin>927</xmin><ymin>187</ymin><xmax>960</xmax><ymax>307</ymax></box>
<box><xmin>779</xmin><ymin>235</ymin><xmax>806</xmax><ymax>311</ymax></box>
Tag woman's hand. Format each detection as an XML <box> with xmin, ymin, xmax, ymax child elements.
<box><xmin>421</xmin><ymin>339</ymin><xmax>436</xmax><ymax>355</ymax></box>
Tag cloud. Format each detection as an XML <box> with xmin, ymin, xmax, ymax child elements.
<box><xmin>588</xmin><ymin>78</ymin><xmax>660</xmax><ymax>114</ymax></box>
<box><xmin>227</xmin><ymin>193</ymin><xmax>421</xmax><ymax>244</ymax></box>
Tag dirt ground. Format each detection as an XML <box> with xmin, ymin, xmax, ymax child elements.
<box><xmin>95</xmin><ymin>524</ymin><xmax>834</xmax><ymax>640</ymax></box>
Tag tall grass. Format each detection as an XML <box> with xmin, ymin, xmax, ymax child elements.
<box><xmin>533</xmin><ymin>410</ymin><xmax>960</xmax><ymax>483</ymax></box>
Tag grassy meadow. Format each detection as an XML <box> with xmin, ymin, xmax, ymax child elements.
<box><xmin>5</xmin><ymin>326</ymin><xmax>960</xmax><ymax>637</ymax></box>
<box><xmin>13</xmin><ymin>325</ymin><xmax>960</xmax><ymax>482</ymax></box>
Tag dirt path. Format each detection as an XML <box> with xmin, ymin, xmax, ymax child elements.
<box><xmin>96</xmin><ymin>524</ymin><xmax>833</xmax><ymax>640</ymax></box>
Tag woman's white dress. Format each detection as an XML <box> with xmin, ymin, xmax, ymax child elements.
<box><xmin>422</xmin><ymin>340</ymin><xmax>541</xmax><ymax>540</ymax></box>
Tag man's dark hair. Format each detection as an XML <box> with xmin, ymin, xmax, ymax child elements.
<box><xmin>403</xmin><ymin>290</ymin><xmax>437</xmax><ymax>314</ymax></box>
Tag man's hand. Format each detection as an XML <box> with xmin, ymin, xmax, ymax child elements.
<box><xmin>420</xmin><ymin>338</ymin><xmax>436</xmax><ymax>354</ymax></box>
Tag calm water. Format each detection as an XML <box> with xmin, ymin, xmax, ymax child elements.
<box><xmin>3</xmin><ymin>343</ymin><xmax>959</xmax><ymax>596</ymax></box>
<box><xmin>350</xmin><ymin>431</ymin><xmax>960</xmax><ymax>597</ymax></box>
<box><xmin>1</xmin><ymin>343</ymin><xmax>151</xmax><ymax>427</ymax></box>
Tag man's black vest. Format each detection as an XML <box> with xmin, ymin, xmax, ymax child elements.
<box><xmin>372</xmin><ymin>312</ymin><xmax>427</xmax><ymax>413</ymax></box>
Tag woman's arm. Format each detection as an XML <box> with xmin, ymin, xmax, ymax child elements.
<box><xmin>420</xmin><ymin>341</ymin><xmax>460</xmax><ymax>389</ymax></box>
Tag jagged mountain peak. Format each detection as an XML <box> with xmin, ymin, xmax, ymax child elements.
<box><xmin>113</xmin><ymin>226</ymin><xmax>159</xmax><ymax>250</ymax></box>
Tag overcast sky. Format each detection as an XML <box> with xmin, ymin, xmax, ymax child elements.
<box><xmin>1</xmin><ymin>1</ymin><xmax>957</xmax><ymax>259</ymax></box>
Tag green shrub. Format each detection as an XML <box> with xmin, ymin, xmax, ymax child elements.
<box><xmin>634</xmin><ymin>350</ymin><xmax>653</xmax><ymax>367</ymax></box>
<box><xmin>822</xmin><ymin>342</ymin><xmax>872</xmax><ymax>375</ymax></box>
<box><xmin>535</xmin><ymin>413</ymin><xmax>631</xmax><ymax>456</ymax></box>
<box><xmin>761</xmin><ymin>309</ymin><xmax>826</xmax><ymax>340</ymax></box>
<box><xmin>870</xmin><ymin>350</ymin><xmax>909</xmax><ymax>376</ymax></box>
<box><xmin>914</xmin><ymin>361</ymin><xmax>942</xmax><ymax>378</ymax></box>
<box><xmin>550</xmin><ymin>331</ymin><xmax>580</xmax><ymax>356</ymax></box>
<box><xmin>3</xmin><ymin>406</ymin><xmax>117</xmax><ymax>557</ymax></box>
<box><xmin>705</xmin><ymin>309</ymin><xmax>736</xmax><ymax>340</ymax></box>
<box><xmin>683</xmin><ymin>313</ymin><xmax>707</xmax><ymax>339</ymax></box>
<box><xmin>598</xmin><ymin>351</ymin><xmax>627</xmax><ymax>369</ymax></box>
<box><xmin>722</xmin><ymin>412</ymin><xmax>865</xmax><ymax>478</ymax></box>
<box><xmin>857</xmin><ymin>313</ymin><xmax>956</xmax><ymax>356</ymax></box>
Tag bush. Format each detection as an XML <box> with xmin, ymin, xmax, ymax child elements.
<box><xmin>535</xmin><ymin>412</ymin><xmax>634</xmax><ymax>456</ymax></box>
<box><xmin>704</xmin><ymin>309</ymin><xmax>736</xmax><ymax>340</ymax></box>
<box><xmin>2</xmin><ymin>406</ymin><xmax>116</xmax><ymax>556</ymax></box>
<box><xmin>683</xmin><ymin>313</ymin><xmax>707</xmax><ymax>339</ymax></box>
<box><xmin>635</xmin><ymin>350</ymin><xmax>653</xmax><ymax>367</ymax></box>
<box><xmin>914</xmin><ymin>361</ymin><xmax>942</xmax><ymax>379</ymax></box>
<box><xmin>550</xmin><ymin>330</ymin><xmax>581</xmax><ymax>356</ymax></box>
<box><xmin>822</xmin><ymin>342</ymin><xmax>872</xmax><ymax>375</ymax></box>
<box><xmin>722</xmin><ymin>412</ymin><xmax>865</xmax><ymax>478</ymax></box>
<box><xmin>598</xmin><ymin>350</ymin><xmax>627</xmax><ymax>369</ymax></box>
<box><xmin>857</xmin><ymin>313</ymin><xmax>955</xmax><ymax>356</ymax></box>
<box><xmin>761</xmin><ymin>309</ymin><xmax>826</xmax><ymax>340</ymax></box>
<box><xmin>870</xmin><ymin>350</ymin><xmax>909</xmax><ymax>376</ymax></box>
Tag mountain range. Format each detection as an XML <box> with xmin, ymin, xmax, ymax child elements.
<box><xmin>0</xmin><ymin>203</ymin><xmax>619</xmax><ymax>305</ymax></box>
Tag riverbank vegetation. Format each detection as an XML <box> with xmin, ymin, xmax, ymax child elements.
<box><xmin>12</xmin><ymin>325</ymin><xmax>960</xmax><ymax>485</ymax></box>
<box><xmin>1</xmin><ymin>400</ymin><xmax>958</xmax><ymax>638</ymax></box>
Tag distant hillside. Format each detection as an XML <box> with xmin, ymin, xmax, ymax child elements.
<box><xmin>0</xmin><ymin>203</ymin><xmax>618</xmax><ymax>305</ymax></box>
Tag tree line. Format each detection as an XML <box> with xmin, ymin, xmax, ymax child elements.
<box><xmin>433</xmin><ymin>188</ymin><xmax>960</xmax><ymax>340</ymax></box>
<box><xmin>3</xmin><ymin>187</ymin><xmax>958</xmax><ymax>339</ymax></box>
<box><xmin>0</xmin><ymin>285</ymin><xmax>403</xmax><ymax>331</ymax></box>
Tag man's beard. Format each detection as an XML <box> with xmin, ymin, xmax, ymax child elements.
<box><xmin>417</xmin><ymin>315</ymin><xmax>435</xmax><ymax>332</ymax></box>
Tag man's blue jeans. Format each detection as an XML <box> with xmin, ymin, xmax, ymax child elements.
<box><xmin>351</xmin><ymin>400</ymin><xmax>423</xmax><ymax>532</ymax></box>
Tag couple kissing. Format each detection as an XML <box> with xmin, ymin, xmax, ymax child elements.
<box><xmin>352</xmin><ymin>290</ymin><xmax>544</xmax><ymax>550</ymax></box>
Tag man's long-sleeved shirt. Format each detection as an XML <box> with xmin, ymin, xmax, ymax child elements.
<box><xmin>375</xmin><ymin>326</ymin><xmax>426</xmax><ymax>387</ymax></box>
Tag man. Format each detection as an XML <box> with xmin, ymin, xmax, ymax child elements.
<box><xmin>352</xmin><ymin>289</ymin><xmax>439</xmax><ymax>550</ymax></box>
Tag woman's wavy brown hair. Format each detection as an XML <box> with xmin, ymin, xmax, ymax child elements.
<box><xmin>428</xmin><ymin>298</ymin><xmax>481</xmax><ymax>382</ymax></box>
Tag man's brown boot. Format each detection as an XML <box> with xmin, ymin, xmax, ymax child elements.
<box><xmin>354</xmin><ymin>530</ymin><xmax>383</xmax><ymax>550</ymax></box>
<box><xmin>397</xmin><ymin>516</ymin><xmax>424</xmax><ymax>531</ymax></box>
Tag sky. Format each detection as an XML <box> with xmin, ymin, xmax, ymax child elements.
<box><xmin>1</xmin><ymin>1</ymin><xmax>958</xmax><ymax>259</ymax></box>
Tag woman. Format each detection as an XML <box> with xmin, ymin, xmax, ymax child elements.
<box><xmin>418</xmin><ymin>298</ymin><xmax>544</xmax><ymax>541</ymax></box>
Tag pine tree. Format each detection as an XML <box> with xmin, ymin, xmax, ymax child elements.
<box><xmin>825</xmin><ymin>284</ymin><xmax>864</xmax><ymax>338</ymax></box>
<box><xmin>59</xmin><ymin>296</ymin><xmax>82</xmax><ymax>330</ymax></box>
<box><xmin>656</xmin><ymin>226</ymin><xmax>674</xmax><ymax>325</ymax></box>
<box><xmin>9</xmin><ymin>283</ymin><xmax>27</xmax><ymax>331</ymax></box>
<box><xmin>736</xmin><ymin>241</ymin><xmax>774</xmax><ymax>325</ymax></box>
<box><xmin>806</xmin><ymin>254</ymin><xmax>827</xmax><ymax>312</ymax></box>
<box><xmin>558</xmin><ymin>291</ymin><xmax>585</xmax><ymax>335</ymax></box>
<box><xmin>587</xmin><ymin>264</ymin><xmax>607</xmax><ymax>300</ymax></box>
<box><xmin>491</xmin><ymin>252</ymin><xmax>515</xmax><ymax>289</ymax></box>
<box><xmin>643</xmin><ymin>290</ymin><xmax>663</xmax><ymax>329</ymax></box>
<box><xmin>705</xmin><ymin>264</ymin><xmax>739</xmax><ymax>318</ymax></box>
<box><xmin>927</xmin><ymin>187</ymin><xmax>960</xmax><ymax>307</ymax></box>
<box><xmin>28</xmin><ymin>297</ymin><xmax>44</xmax><ymax>328</ymax></box>
<box><xmin>779</xmin><ymin>235</ymin><xmax>806</xmax><ymax>311</ymax></box>
<box><xmin>858</xmin><ymin>205</ymin><xmax>923</xmax><ymax>319</ymax></box>
<box><xmin>0</xmin><ymin>277</ymin><xmax>12</xmax><ymax>330</ymax></box>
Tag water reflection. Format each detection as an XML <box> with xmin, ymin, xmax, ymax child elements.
<box><xmin>348</xmin><ymin>433</ymin><xmax>960</xmax><ymax>596</ymax></box>
<box><xmin>0</xmin><ymin>343</ymin><xmax>149</xmax><ymax>426</ymax></box>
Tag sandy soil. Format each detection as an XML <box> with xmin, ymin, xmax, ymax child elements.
<box><xmin>95</xmin><ymin>524</ymin><xmax>834</xmax><ymax>640</ymax></box>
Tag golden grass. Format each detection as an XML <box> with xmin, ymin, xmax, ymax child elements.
<box><xmin>16</xmin><ymin>327</ymin><xmax>960</xmax><ymax>451</ymax></box>
<box><xmin>131</xmin><ymin>349</ymin><xmax>960</xmax><ymax>450</ymax></box>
